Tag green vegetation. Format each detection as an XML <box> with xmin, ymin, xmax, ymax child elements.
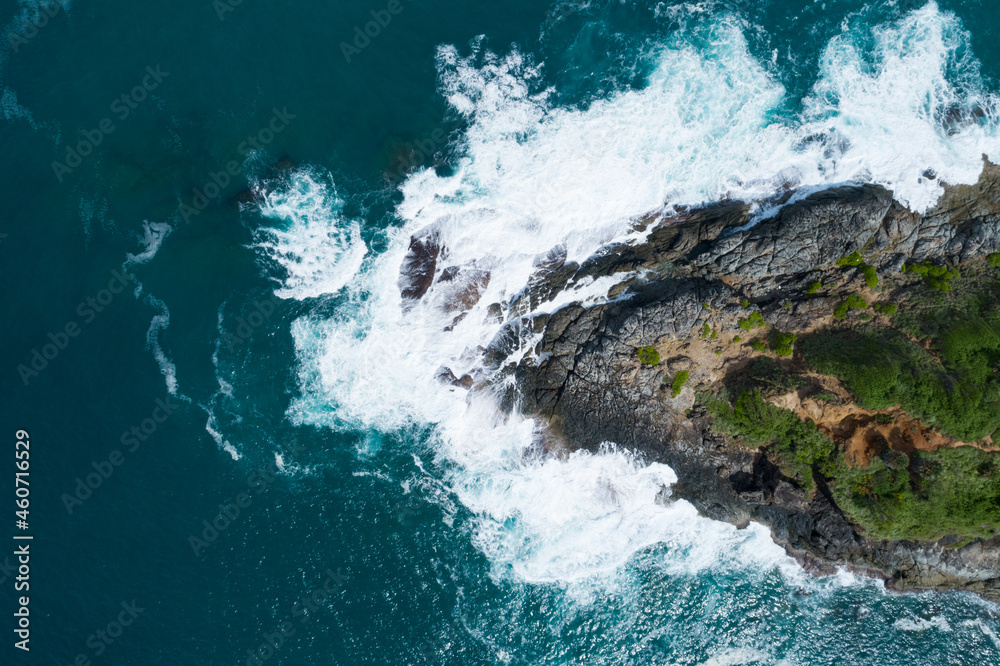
<box><xmin>703</xmin><ymin>302</ymin><xmax>711</xmax><ymax>310</ymax></box>
<box><xmin>832</xmin><ymin>446</ymin><xmax>1000</xmax><ymax>541</ymax></box>
<box><xmin>904</xmin><ymin>260</ymin><xmax>960</xmax><ymax>293</ymax></box>
<box><xmin>671</xmin><ymin>371</ymin><xmax>690</xmax><ymax>397</ymax></box>
<box><xmin>807</xmin><ymin>281</ymin><xmax>822</xmax><ymax>294</ymax></box>
<box><xmin>738</xmin><ymin>311</ymin><xmax>765</xmax><ymax>331</ymax></box>
<box><xmin>707</xmin><ymin>388</ymin><xmax>1000</xmax><ymax>541</ymax></box>
<box><xmin>800</xmin><ymin>325</ymin><xmax>1000</xmax><ymax>442</ymax></box>
<box><xmin>740</xmin><ymin>299</ymin><xmax>751</xmax><ymax>308</ymax></box>
<box><xmin>783</xmin><ymin>301</ymin><xmax>792</xmax><ymax>310</ymax></box>
<box><xmin>700</xmin><ymin>254</ymin><xmax>1000</xmax><ymax>542</ymax></box>
<box><xmin>707</xmin><ymin>390</ymin><xmax>835</xmax><ymax>492</ymax></box>
<box><xmin>710</xmin><ymin>329</ymin><xmax>717</xmax><ymax>340</ymax></box>
<box><xmin>837</xmin><ymin>251</ymin><xmax>864</xmax><ymax>267</ymax></box>
<box><xmin>873</xmin><ymin>302</ymin><xmax>898</xmax><ymax>316</ymax></box>
<box><xmin>637</xmin><ymin>346</ymin><xmax>660</xmax><ymax>366</ymax></box>
<box><xmin>846</xmin><ymin>292</ymin><xmax>868</xmax><ymax>310</ymax></box>
<box><xmin>861</xmin><ymin>264</ymin><xmax>879</xmax><ymax>289</ymax></box>
<box><xmin>772</xmin><ymin>331</ymin><xmax>797</xmax><ymax>357</ymax></box>
<box><xmin>732</xmin><ymin>336</ymin><xmax>741</xmax><ymax>344</ymax></box>
<box><xmin>833</xmin><ymin>293</ymin><xmax>868</xmax><ymax>319</ymax></box>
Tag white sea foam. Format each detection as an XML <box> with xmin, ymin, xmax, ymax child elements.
<box><xmin>801</xmin><ymin>1</ymin><xmax>1000</xmax><ymax>211</ymax></box>
<box><xmin>143</xmin><ymin>294</ymin><xmax>178</xmax><ymax>397</ymax></box>
<box><xmin>698</xmin><ymin>648</ymin><xmax>773</xmax><ymax>666</ymax></box>
<box><xmin>894</xmin><ymin>615</ymin><xmax>954</xmax><ymax>632</ymax></box>
<box><xmin>962</xmin><ymin>620</ymin><xmax>1000</xmax><ymax>649</ymax></box>
<box><xmin>124</xmin><ymin>220</ymin><xmax>172</xmax><ymax>302</ymax></box>
<box><xmin>253</xmin><ymin>170</ymin><xmax>368</xmax><ymax>301</ymax></box>
<box><xmin>201</xmin><ymin>306</ymin><xmax>242</xmax><ymax>460</ymax></box>
<box><xmin>280</xmin><ymin>2</ymin><xmax>1000</xmax><ymax>593</ymax></box>
<box><xmin>126</xmin><ymin>220</ymin><xmax>172</xmax><ymax>266</ymax></box>
<box><xmin>115</xmin><ymin>220</ymin><xmax>181</xmax><ymax>397</ymax></box>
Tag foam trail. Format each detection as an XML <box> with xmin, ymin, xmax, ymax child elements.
<box><xmin>963</xmin><ymin>620</ymin><xmax>1000</xmax><ymax>650</ymax></box>
<box><xmin>203</xmin><ymin>407</ymin><xmax>239</xmax><ymax>461</ymax></box>
<box><xmin>281</xmin><ymin>2</ymin><xmax>1000</xmax><ymax>594</ymax></box>
<box><xmin>144</xmin><ymin>294</ymin><xmax>178</xmax><ymax>397</ymax></box>
<box><xmin>200</xmin><ymin>306</ymin><xmax>241</xmax><ymax>460</ymax></box>
<box><xmin>254</xmin><ymin>170</ymin><xmax>367</xmax><ymax>300</ymax></box>
<box><xmin>115</xmin><ymin>220</ymin><xmax>181</xmax><ymax>396</ymax></box>
<box><xmin>894</xmin><ymin>615</ymin><xmax>953</xmax><ymax>632</ymax></box>
<box><xmin>126</xmin><ymin>220</ymin><xmax>172</xmax><ymax>266</ymax></box>
<box><xmin>124</xmin><ymin>220</ymin><xmax>172</xmax><ymax>297</ymax></box>
<box><xmin>697</xmin><ymin>648</ymin><xmax>773</xmax><ymax>666</ymax></box>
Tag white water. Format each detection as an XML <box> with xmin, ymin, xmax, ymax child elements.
<box><xmin>253</xmin><ymin>171</ymin><xmax>368</xmax><ymax>300</ymax></box>
<box><xmin>143</xmin><ymin>294</ymin><xmax>178</xmax><ymax>397</ymax></box>
<box><xmin>260</xmin><ymin>2</ymin><xmax>1000</xmax><ymax>591</ymax></box>
<box><xmin>205</xmin><ymin>306</ymin><xmax>240</xmax><ymax>460</ymax></box>
<box><xmin>119</xmin><ymin>220</ymin><xmax>182</xmax><ymax>398</ymax></box>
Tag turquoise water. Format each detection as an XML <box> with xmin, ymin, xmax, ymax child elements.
<box><xmin>4</xmin><ymin>0</ymin><xmax>1000</xmax><ymax>663</ymax></box>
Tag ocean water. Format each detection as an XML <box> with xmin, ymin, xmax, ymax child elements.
<box><xmin>4</xmin><ymin>0</ymin><xmax>1000</xmax><ymax>664</ymax></box>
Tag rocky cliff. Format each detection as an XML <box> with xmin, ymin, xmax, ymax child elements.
<box><xmin>494</xmin><ymin>161</ymin><xmax>1000</xmax><ymax>600</ymax></box>
<box><xmin>401</xmin><ymin>160</ymin><xmax>1000</xmax><ymax>600</ymax></box>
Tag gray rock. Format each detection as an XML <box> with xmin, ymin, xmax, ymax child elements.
<box><xmin>499</xmin><ymin>163</ymin><xmax>1000</xmax><ymax>601</ymax></box>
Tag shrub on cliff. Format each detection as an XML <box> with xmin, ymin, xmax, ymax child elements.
<box><xmin>801</xmin><ymin>326</ymin><xmax>1000</xmax><ymax>442</ymax></box>
<box><xmin>708</xmin><ymin>383</ymin><xmax>1000</xmax><ymax>541</ymax></box>
<box><xmin>873</xmin><ymin>302</ymin><xmax>898</xmax><ymax>316</ymax></box>
<box><xmin>772</xmin><ymin>332</ymin><xmax>797</xmax><ymax>357</ymax></box>
<box><xmin>834</xmin><ymin>293</ymin><xmax>867</xmax><ymax>319</ymax></box>
<box><xmin>837</xmin><ymin>251</ymin><xmax>864</xmax><ymax>267</ymax></box>
<box><xmin>904</xmin><ymin>260</ymin><xmax>959</xmax><ymax>292</ymax></box>
<box><xmin>738</xmin><ymin>311</ymin><xmax>765</xmax><ymax>331</ymax></box>
<box><xmin>939</xmin><ymin>318</ymin><xmax>1000</xmax><ymax>387</ymax></box>
<box><xmin>723</xmin><ymin>356</ymin><xmax>803</xmax><ymax>397</ymax></box>
<box><xmin>637</xmin><ymin>346</ymin><xmax>660</xmax><ymax>366</ymax></box>
<box><xmin>707</xmin><ymin>390</ymin><xmax>835</xmax><ymax>492</ymax></box>
<box><xmin>832</xmin><ymin>446</ymin><xmax>1000</xmax><ymax>542</ymax></box>
<box><xmin>671</xmin><ymin>371</ymin><xmax>689</xmax><ymax>397</ymax></box>
<box><xmin>861</xmin><ymin>264</ymin><xmax>879</xmax><ymax>289</ymax></box>
<box><xmin>989</xmin><ymin>252</ymin><xmax>1000</xmax><ymax>268</ymax></box>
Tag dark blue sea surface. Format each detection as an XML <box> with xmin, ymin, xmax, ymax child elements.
<box><xmin>4</xmin><ymin>0</ymin><xmax>1000</xmax><ymax>664</ymax></box>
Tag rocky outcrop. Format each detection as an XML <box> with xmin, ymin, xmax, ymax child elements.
<box><xmin>488</xmin><ymin>161</ymin><xmax>1000</xmax><ymax>601</ymax></box>
<box><xmin>398</xmin><ymin>227</ymin><xmax>443</xmax><ymax>305</ymax></box>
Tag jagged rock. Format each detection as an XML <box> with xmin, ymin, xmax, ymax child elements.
<box><xmin>571</xmin><ymin>201</ymin><xmax>749</xmax><ymax>283</ymax></box>
<box><xmin>398</xmin><ymin>227</ymin><xmax>442</xmax><ymax>303</ymax></box>
<box><xmin>692</xmin><ymin>185</ymin><xmax>894</xmax><ymax>278</ymax></box>
<box><xmin>434</xmin><ymin>366</ymin><xmax>475</xmax><ymax>389</ymax></box>
<box><xmin>436</xmin><ymin>265</ymin><xmax>490</xmax><ymax>313</ymax></box>
<box><xmin>509</xmin><ymin>245</ymin><xmax>579</xmax><ymax>317</ymax></box>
